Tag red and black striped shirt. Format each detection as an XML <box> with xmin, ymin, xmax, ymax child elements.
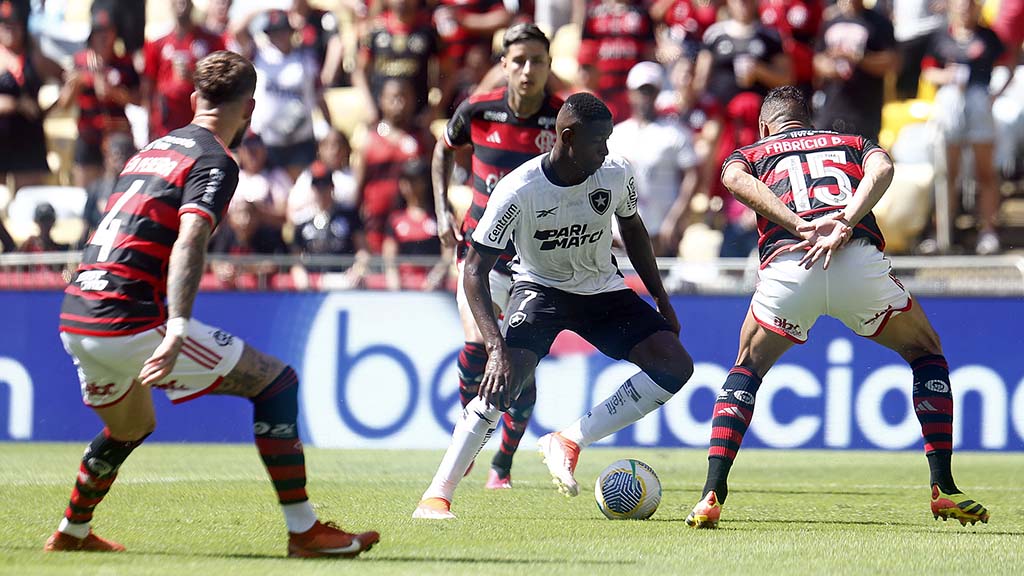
<box><xmin>723</xmin><ymin>127</ymin><xmax>888</xmax><ymax>265</ymax></box>
<box><xmin>578</xmin><ymin>1</ymin><xmax>656</xmax><ymax>123</ymax></box>
<box><xmin>445</xmin><ymin>87</ymin><xmax>563</xmax><ymax>245</ymax></box>
<box><xmin>60</xmin><ymin>124</ymin><xmax>239</xmax><ymax>336</ymax></box>
<box><xmin>73</xmin><ymin>49</ymin><xmax>139</xmax><ymax>146</ymax></box>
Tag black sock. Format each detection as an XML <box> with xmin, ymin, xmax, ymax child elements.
<box><xmin>702</xmin><ymin>456</ymin><xmax>733</xmax><ymax>504</ymax></box>
<box><xmin>927</xmin><ymin>450</ymin><xmax>959</xmax><ymax>494</ymax></box>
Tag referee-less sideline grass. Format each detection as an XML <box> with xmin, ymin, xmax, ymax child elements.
<box><xmin>1</xmin><ymin>444</ymin><xmax>1021</xmax><ymax>575</ymax></box>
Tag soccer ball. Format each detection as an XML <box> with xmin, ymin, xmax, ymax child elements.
<box><xmin>594</xmin><ymin>459</ymin><xmax>662</xmax><ymax>520</ymax></box>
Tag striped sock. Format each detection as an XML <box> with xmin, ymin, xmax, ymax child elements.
<box><xmin>911</xmin><ymin>354</ymin><xmax>958</xmax><ymax>493</ymax></box>
<box><xmin>704</xmin><ymin>366</ymin><xmax>761</xmax><ymax>504</ymax></box>
<box><xmin>457</xmin><ymin>342</ymin><xmax>488</xmax><ymax>408</ymax></box>
<box><xmin>62</xmin><ymin>428</ymin><xmax>147</xmax><ymax>532</ymax></box>
<box><xmin>492</xmin><ymin>382</ymin><xmax>536</xmax><ymax>473</ymax></box>
<box><xmin>252</xmin><ymin>366</ymin><xmax>308</xmax><ymax>505</ymax></box>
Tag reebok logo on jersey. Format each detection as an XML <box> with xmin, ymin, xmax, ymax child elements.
<box><xmin>486</xmin><ymin>131</ymin><xmax>503</xmax><ymax>144</ymax></box>
<box><xmin>536</xmin><ymin>207</ymin><xmax>557</xmax><ymax>218</ymax></box>
<box><xmin>487</xmin><ymin>204</ymin><xmax>520</xmax><ymax>243</ymax></box>
<box><xmin>589</xmin><ymin>188</ymin><xmax>611</xmax><ymax>215</ymax></box>
<box><xmin>534</xmin><ymin>223</ymin><xmax>604</xmax><ymax>250</ymax></box>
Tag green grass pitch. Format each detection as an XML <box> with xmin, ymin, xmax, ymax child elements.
<box><xmin>1</xmin><ymin>443</ymin><xmax>1021</xmax><ymax>575</ymax></box>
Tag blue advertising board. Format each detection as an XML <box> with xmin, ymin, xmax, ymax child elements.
<box><xmin>1</xmin><ymin>291</ymin><xmax>1022</xmax><ymax>451</ymax></box>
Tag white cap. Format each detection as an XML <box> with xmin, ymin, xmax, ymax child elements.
<box><xmin>626</xmin><ymin>61</ymin><xmax>664</xmax><ymax>91</ymax></box>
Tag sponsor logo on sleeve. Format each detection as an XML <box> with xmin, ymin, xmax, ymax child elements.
<box><xmin>626</xmin><ymin>177</ymin><xmax>638</xmax><ymax>212</ymax></box>
<box><xmin>201</xmin><ymin>167</ymin><xmax>225</xmax><ymax>205</ymax></box>
<box><xmin>487</xmin><ymin>203</ymin><xmax>520</xmax><ymax>243</ymax></box>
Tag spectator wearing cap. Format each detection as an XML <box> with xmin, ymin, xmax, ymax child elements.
<box><xmin>921</xmin><ymin>0</ymin><xmax>1010</xmax><ymax>255</ymax></box>
<box><xmin>20</xmin><ymin>202</ymin><xmax>69</xmax><ymax>252</ymax></box>
<box><xmin>79</xmin><ymin>133</ymin><xmax>136</xmax><ymax>248</ymax></box>
<box><xmin>608</xmin><ymin>61</ymin><xmax>701</xmax><ymax>256</ymax></box>
<box><xmin>288</xmin><ymin>129</ymin><xmax>356</xmax><ymax>226</ymax></box>
<box><xmin>382</xmin><ymin>159</ymin><xmax>448</xmax><ymax>291</ymax></box>
<box><xmin>141</xmin><ymin>0</ymin><xmax>225</xmax><ymax>141</ymax></box>
<box><xmin>231</xmin><ymin>131</ymin><xmax>292</xmax><ymax>230</ymax></box>
<box><xmin>354</xmin><ymin>0</ymin><xmax>441</xmax><ymax>124</ymax></box>
<box><xmin>58</xmin><ymin>7</ymin><xmax>141</xmax><ymax>189</ymax></box>
<box><xmin>234</xmin><ymin>8</ymin><xmax>333</xmax><ymax>182</ymax></box>
<box><xmin>0</xmin><ymin>0</ymin><xmax>63</xmax><ymax>191</ymax></box>
<box><xmin>354</xmin><ymin>77</ymin><xmax>434</xmax><ymax>253</ymax></box>
<box><xmin>291</xmin><ymin>160</ymin><xmax>369</xmax><ymax>288</ymax></box>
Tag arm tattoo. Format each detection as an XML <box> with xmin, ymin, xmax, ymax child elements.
<box><xmin>166</xmin><ymin>214</ymin><xmax>212</xmax><ymax>320</ymax></box>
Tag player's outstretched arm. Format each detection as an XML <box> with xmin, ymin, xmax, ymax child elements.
<box><xmin>464</xmin><ymin>245</ymin><xmax>513</xmax><ymax>409</ymax></box>
<box><xmin>618</xmin><ymin>213</ymin><xmax>680</xmax><ymax>334</ymax></box>
<box><xmin>138</xmin><ymin>214</ymin><xmax>212</xmax><ymax>386</ymax></box>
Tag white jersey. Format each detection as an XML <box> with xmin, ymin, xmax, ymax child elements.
<box><xmin>472</xmin><ymin>153</ymin><xmax>639</xmax><ymax>295</ymax></box>
<box><xmin>251</xmin><ymin>44</ymin><xmax>319</xmax><ymax>147</ymax></box>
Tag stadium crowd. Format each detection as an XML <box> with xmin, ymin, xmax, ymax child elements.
<box><xmin>1</xmin><ymin>0</ymin><xmax>1023</xmax><ymax>290</ymax></box>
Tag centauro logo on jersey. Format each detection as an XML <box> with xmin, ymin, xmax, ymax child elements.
<box><xmin>534</xmin><ymin>223</ymin><xmax>604</xmax><ymax>250</ymax></box>
<box><xmin>487</xmin><ymin>204</ymin><xmax>520</xmax><ymax>242</ymax></box>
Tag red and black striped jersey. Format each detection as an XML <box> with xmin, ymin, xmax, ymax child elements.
<box><xmin>72</xmin><ymin>49</ymin><xmax>140</xmax><ymax>146</ymax></box>
<box><xmin>722</xmin><ymin>127</ymin><xmax>889</xmax><ymax>265</ymax></box>
<box><xmin>60</xmin><ymin>124</ymin><xmax>239</xmax><ymax>336</ymax></box>
<box><xmin>445</xmin><ymin>87</ymin><xmax>563</xmax><ymax>242</ymax></box>
<box><xmin>578</xmin><ymin>2</ymin><xmax>656</xmax><ymax>123</ymax></box>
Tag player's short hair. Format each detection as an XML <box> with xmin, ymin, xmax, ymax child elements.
<box><xmin>760</xmin><ymin>86</ymin><xmax>812</xmax><ymax>126</ymax></box>
<box><xmin>193</xmin><ymin>51</ymin><xmax>257</xmax><ymax>105</ymax></box>
<box><xmin>562</xmin><ymin>92</ymin><xmax>613</xmax><ymax>125</ymax></box>
<box><xmin>502</xmin><ymin>22</ymin><xmax>550</xmax><ymax>54</ymax></box>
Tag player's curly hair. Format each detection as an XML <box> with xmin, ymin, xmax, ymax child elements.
<box><xmin>502</xmin><ymin>22</ymin><xmax>550</xmax><ymax>54</ymax></box>
<box><xmin>760</xmin><ymin>86</ymin><xmax>812</xmax><ymax>126</ymax></box>
<box><xmin>563</xmin><ymin>92</ymin><xmax>612</xmax><ymax>125</ymax></box>
<box><xmin>194</xmin><ymin>51</ymin><xmax>257</xmax><ymax>105</ymax></box>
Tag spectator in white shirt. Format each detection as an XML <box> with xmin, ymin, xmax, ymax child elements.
<box><xmin>608</xmin><ymin>61</ymin><xmax>702</xmax><ymax>255</ymax></box>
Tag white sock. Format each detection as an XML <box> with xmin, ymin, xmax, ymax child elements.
<box><xmin>58</xmin><ymin>517</ymin><xmax>90</xmax><ymax>539</ymax></box>
<box><xmin>561</xmin><ymin>372</ymin><xmax>674</xmax><ymax>448</ymax></box>
<box><xmin>422</xmin><ymin>396</ymin><xmax>501</xmax><ymax>502</ymax></box>
<box><xmin>282</xmin><ymin>501</ymin><xmax>317</xmax><ymax>534</ymax></box>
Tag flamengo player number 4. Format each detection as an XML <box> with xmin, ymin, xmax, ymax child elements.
<box><xmin>773</xmin><ymin>151</ymin><xmax>853</xmax><ymax>211</ymax></box>
<box><xmin>90</xmin><ymin>180</ymin><xmax>145</xmax><ymax>262</ymax></box>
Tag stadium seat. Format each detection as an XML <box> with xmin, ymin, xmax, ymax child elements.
<box><xmin>324</xmin><ymin>87</ymin><xmax>374</xmax><ymax>143</ymax></box>
<box><xmin>549</xmin><ymin>23</ymin><xmax>580</xmax><ymax>84</ymax></box>
<box><xmin>5</xmin><ymin>186</ymin><xmax>87</xmax><ymax>244</ymax></box>
<box><xmin>879</xmin><ymin>99</ymin><xmax>933</xmax><ymax>150</ymax></box>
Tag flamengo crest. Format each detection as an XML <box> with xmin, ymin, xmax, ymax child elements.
<box><xmin>589</xmin><ymin>188</ymin><xmax>611</xmax><ymax>215</ymax></box>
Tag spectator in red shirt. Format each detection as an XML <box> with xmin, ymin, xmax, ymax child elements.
<box><xmin>434</xmin><ymin>0</ymin><xmax>512</xmax><ymax>113</ymax></box>
<box><xmin>59</xmin><ymin>8</ymin><xmax>141</xmax><ymax>189</ymax></box>
<box><xmin>204</xmin><ymin>0</ymin><xmax>233</xmax><ymax>45</ymax></box>
<box><xmin>355</xmin><ymin>77</ymin><xmax>434</xmax><ymax>253</ymax></box>
<box><xmin>578</xmin><ymin>0</ymin><xmax>657</xmax><ymax>123</ymax></box>
<box><xmin>383</xmin><ymin>159</ymin><xmax>448</xmax><ymax>291</ymax></box>
<box><xmin>142</xmin><ymin>0</ymin><xmax>225</xmax><ymax>140</ymax></box>
<box><xmin>758</xmin><ymin>0</ymin><xmax>823</xmax><ymax>97</ymax></box>
<box><xmin>651</xmin><ymin>0</ymin><xmax>722</xmax><ymax>61</ymax></box>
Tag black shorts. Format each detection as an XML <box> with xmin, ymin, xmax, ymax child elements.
<box><xmin>503</xmin><ymin>281</ymin><xmax>672</xmax><ymax>361</ymax></box>
<box><xmin>75</xmin><ymin>138</ymin><xmax>105</xmax><ymax>167</ymax></box>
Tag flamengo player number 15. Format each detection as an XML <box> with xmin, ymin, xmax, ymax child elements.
<box><xmin>773</xmin><ymin>151</ymin><xmax>854</xmax><ymax>211</ymax></box>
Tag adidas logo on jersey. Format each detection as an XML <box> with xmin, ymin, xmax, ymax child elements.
<box><xmin>486</xmin><ymin>131</ymin><xmax>503</xmax><ymax>144</ymax></box>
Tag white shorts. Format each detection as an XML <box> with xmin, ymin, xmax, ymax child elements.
<box><xmin>456</xmin><ymin>259</ymin><xmax>514</xmax><ymax>313</ymax></box>
<box><xmin>60</xmin><ymin>318</ymin><xmax>245</xmax><ymax>408</ymax></box>
<box><xmin>751</xmin><ymin>239</ymin><xmax>912</xmax><ymax>343</ymax></box>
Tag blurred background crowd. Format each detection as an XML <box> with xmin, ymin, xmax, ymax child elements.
<box><xmin>0</xmin><ymin>0</ymin><xmax>1022</xmax><ymax>291</ymax></box>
